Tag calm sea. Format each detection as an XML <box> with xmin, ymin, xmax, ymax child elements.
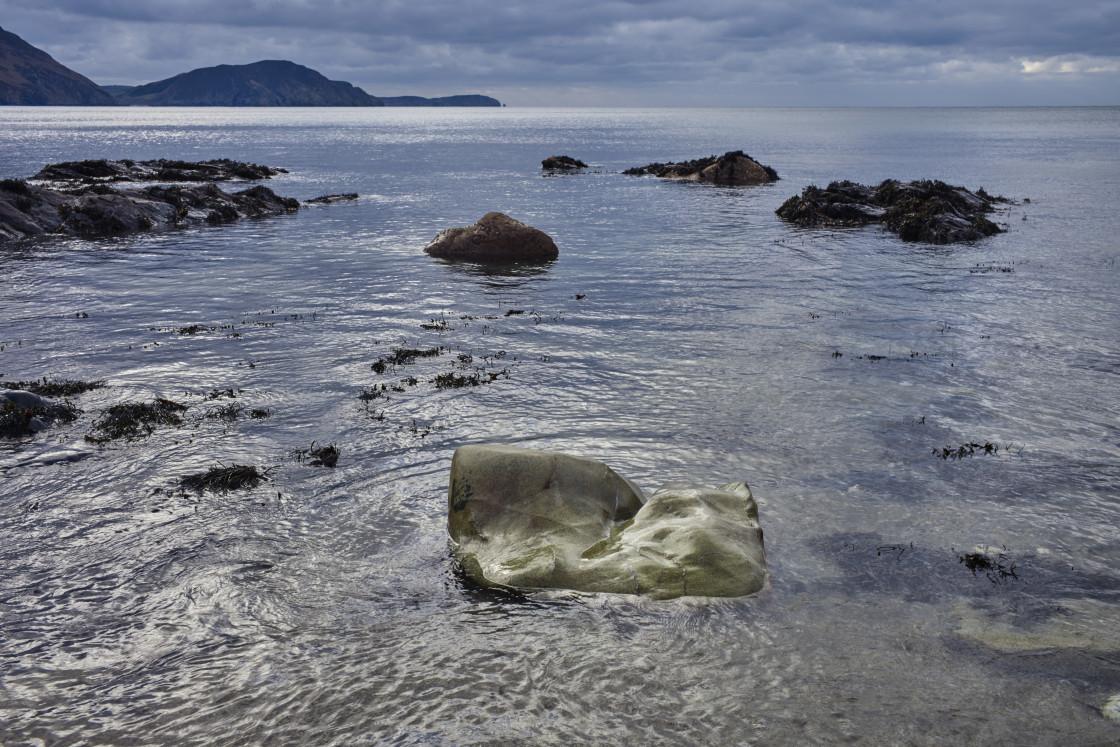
<box><xmin>1</xmin><ymin>107</ymin><xmax>1119</xmax><ymax>744</ymax></box>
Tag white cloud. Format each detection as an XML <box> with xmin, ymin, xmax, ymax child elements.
<box><xmin>1020</xmin><ymin>54</ymin><xmax>1120</xmax><ymax>75</ymax></box>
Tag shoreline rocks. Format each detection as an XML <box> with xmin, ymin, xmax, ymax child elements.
<box><xmin>424</xmin><ymin>212</ymin><xmax>558</xmax><ymax>263</ymax></box>
<box><xmin>33</xmin><ymin>158</ymin><xmax>285</xmax><ymax>185</ymax></box>
<box><xmin>447</xmin><ymin>444</ymin><xmax>768</xmax><ymax>599</ymax></box>
<box><xmin>624</xmin><ymin>150</ymin><xmax>779</xmax><ymax>185</ymax></box>
<box><xmin>776</xmin><ymin>179</ymin><xmax>1010</xmax><ymax>244</ymax></box>
<box><xmin>0</xmin><ymin>159</ymin><xmax>305</xmax><ymax>243</ymax></box>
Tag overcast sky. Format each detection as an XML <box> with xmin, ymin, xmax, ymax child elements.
<box><xmin>3</xmin><ymin>0</ymin><xmax>1118</xmax><ymax>106</ymax></box>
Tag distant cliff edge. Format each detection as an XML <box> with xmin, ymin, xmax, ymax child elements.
<box><xmin>0</xmin><ymin>26</ymin><xmax>119</xmax><ymax>105</ymax></box>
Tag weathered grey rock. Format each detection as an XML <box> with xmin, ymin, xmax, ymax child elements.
<box><xmin>447</xmin><ymin>444</ymin><xmax>768</xmax><ymax>599</ymax></box>
<box><xmin>424</xmin><ymin>212</ymin><xmax>559</xmax><ymax>263</ymax></box>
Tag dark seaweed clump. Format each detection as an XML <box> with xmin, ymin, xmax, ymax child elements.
<box><xmin>294</xmin><ymin>442</ymin><xmax>340</xmax><ymax>467</ymax></box>
<box><xmin>181</xmin><ymin>464</ymin><xmax>268</xmax><ymax>493</ymax></box>
<box><xmin>86</xmin><ymin>398</ymin><xmax>188</xmax><ymax>443</ymax></box>
<box><xmin>372</xmin><ymin>347</ymin><xmax>444</xmax><ymax>373</ymax></box>
<box><xmin>2</xmin><ymin>379</ymin><xmax>106</xmax><ymax>398</ymax></box>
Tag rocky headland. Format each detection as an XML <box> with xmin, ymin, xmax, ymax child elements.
<box><xmin>776</xmin><ymin>179</ymin><xmax>1010</xmax><ymax>244</ymax></box>
<box><xmin>625</xmin><ymin>150</ymin><xmax>779</xmax><ymax>185</ymax></box>
<box><xmin>0</xmin><ymin>159</ymin><xmax>312</xmax><ymax>243</ymax></box>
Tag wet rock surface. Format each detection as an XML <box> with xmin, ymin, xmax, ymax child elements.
<box><xmin>34</xmin><ymin>158</ymin><xmax>285</xmax><ymax>185</ymax></box>
<box><xmin>777</xmin><ymin>179</ymin><xmax>1011</xmax><ymax>244</ymax></box>
<box><xmin>1</xmin><ymin>388</ymin><xmax>80</xmax><ymax>437</ymax></box>
<box><xmin>424</xmin><ymin>211</ymin><xmax>559</xmax><ymax>263</ymax></box>
<box><xmin>624</xmin><ymin>150</ymin><xmax>779</xmax><ymax>185</ymax></box>
<box><xmin>0</xmin><ymin>160</ymin><xmax>304</xmax><ymax>243</ymax></box>
<box><xmin>541</xmin><ymin>155</ymin><xmax>587</xmax><ymax>170</ymax></box>
<box><xmin>447</xmin><ymin>444</ymin><xmax>768</xmax><ymax>599</ymax></box>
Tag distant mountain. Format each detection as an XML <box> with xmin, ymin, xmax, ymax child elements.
<box><xmin>0</xmin><ymin>26</ymin><xmax>119</xmax><ymax>105</ymax></box>
<box><xmin>115</xmin><ymin>60</ymin><xmax>384</xmax><ymax>106</ymax></box>
<box><xmin>380</xmin><ymin>94</ymin><xmax>501</xmax><ymax>107</ymax></box>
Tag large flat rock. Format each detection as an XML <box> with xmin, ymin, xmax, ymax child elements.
<box><xmin>447</xmin><ymin>444</ymin><xmax>768</xmax><ymax>600</ymax></box>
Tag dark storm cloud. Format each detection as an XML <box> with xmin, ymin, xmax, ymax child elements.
<box><xmin>2</xmin><ymin>0</ymin><xmax>1117</xmax><ymax>104</ymax></box>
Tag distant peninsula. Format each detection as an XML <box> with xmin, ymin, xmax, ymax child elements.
<box><xmin>114</xmin><ymin>60</ymin><xmax>382</xmax><ymax>107</ymax></box>
<box><xmin>111</xmin><ymin>61</ymin><xmax>502</xmax><ymax>106</ymax></box>
<box><xmin>0</xmin><ymin>26</ymin><xmax>502</xmax><ymax>108</ymax></box>
<box><xmin>0</xmin><ymin>26</ymin><xmax>119</xmax><ymax>105</ymax></box>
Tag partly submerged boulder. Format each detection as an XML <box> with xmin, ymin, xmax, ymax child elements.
<box><xmin>541</xmin><ymin>155</ymin><xmax>587</xmax><ymax>170</ymax></box>
<box><xmin>447</xmin><ymin>444</ymin><xmax>768</xmax><ymax>599</ymax></box>
<box><xmin>424</xmin><ymin>212</ymin><xmax>559</xmax><ymax>263</ymax></box>
<box><xmin>1</xmin><ymin>389</ymin><xmax>78</xmax><ymax>437</ymax></box>
<box><xmin>624</xmin><ymin>150</ymin><xmax>779</xmax><ymax>185</ymax></box>
<box><xmin>776</xmin><ymin>179</ymin><xmax>1010</xmax><ymax>244</ymax></box>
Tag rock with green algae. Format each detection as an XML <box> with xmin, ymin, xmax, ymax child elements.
<box><xmin>446</xmin><ymin>444</ymin><xmax>768</xmax><ymax>600</ymax></box>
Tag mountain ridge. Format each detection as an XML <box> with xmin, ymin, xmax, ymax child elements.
<box><xmin>0</xmin><ymin>26</ymin><xmax>119</xmax><ymax>105</ymax></box>
<box><xmin>116</xmin><ymin>60</ymin><xmax>383</xmax><ymax>107</ymax></box>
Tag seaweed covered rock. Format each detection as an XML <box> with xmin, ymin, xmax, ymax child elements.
<box><xmin>0</xmin><ymin>169</ymin><xmax>301</xmax><ymax>243</ymax></box>
<box><xmin>777</xmin><ymin>179</ymin><xmax>1010</xmax><ymax>244</ymax></box>
<box><xmin>624</xmin><ymin>150</ymin><xmax>779</xmax><ymax>185</ymax></box>
<box><xmin>33</xmin><ymin>158</ymin><xmax>285</xmax><ymax>185</ymax></box>
<box><xmin>447</xmin><ymin>444</ymin><xmax>768</xmax><ymax>599</ymax></box>
<box><xmin>424</xmin><ymin>212</ymin><xmax>558</xmax><ymax>263</ymax></box>
<box><xmin>541</xmin><ymin>155</ymin><xmax>587</xmax><ymax>170</ymax></box>
<box><xmin>1</xmin><ymin>389</ymin><xmax>78</xmax><ymax>437</ymax></box>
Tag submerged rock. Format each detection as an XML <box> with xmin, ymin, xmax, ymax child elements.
<box><xmin>624</xmin><ymin>150</ymin><xmax>779</xmax><ymax>185</ymax></box>
<box><xmin>447</xmin><ymin>444</ymin><xmax>768</xmax><ymax>599</ymax></box>
<box><xmin>541</xmin><ymin>155</ymin><xmax>587</xmax><ymax>170</ymax></box>
<box><xmin>0</xmin><ymin>389</ymin><xmax>78</xmax><ymax>437</ymax></box>
<box><xmin>776</xmin><ymin>179</ymin><xmax>1010</xmax><ymax>244</ymax></box>
<box><xmin>424</xmin><ymin>212</ymin><xmax>558</xmax><ymax>263</ymax></box>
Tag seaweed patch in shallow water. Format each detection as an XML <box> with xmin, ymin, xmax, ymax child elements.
<box><xmin>180</xmin><ymin>464</ymin><xmax>269</xmax><ymax>493</ymax></box>
<box><xmin>933</xmin><ymin>441</ymin><xmax>1020</xmax><ymax>459</ymax></box>
<box><xmin>2</xmin><ymin>378</ymin><xmax>106</xmax><ymax>398</ymax></box>
<box><xmin>86</xmin><ymin>398</ymin><xmax>188</xmax><ymax>443</ymax></box>
<box><xmin>294</xmin><ymin>442</ymin><xmax>340</xmax><ymax>467</ymax></box>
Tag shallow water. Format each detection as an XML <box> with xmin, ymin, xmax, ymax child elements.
<box><xmin>1</xmin><ymin>106</ymin><xmax>1119</xmax><ymax>744</ymax></box>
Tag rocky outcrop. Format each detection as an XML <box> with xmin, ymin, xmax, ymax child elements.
<box><xmin>0</xmin><ymin>160</ymin><xmax>304</xmax><ymax>243</ymax></box>
<box><xmin>115</xmin><ymin>60</ymin><xmax>383</xmax><ymax>107</ymax></box>
<box><xmin>447</xmin><ymin>444</ymin><xmax>768</xmax><ymax>600</ymax></box>
<box><xmin>776</xmin><ymin>179</ymin><xmax>1010</xmax><ymax>244</ymax></box>
<box><xmin>542</xmin><ymin>155</ymin><xmax>587</xmax><ymax>170</ymax></box>
<box><xmin>34</xmin><ymin>158</ymin><xmax>284</xmax><ymax>184</ymax></box>
<box><xmin>0</xmin><ymin>26</ymin><xmax>119</xmax><ymax>106</ymax></box>
<box><xmin>424</xmin><ymin>212</ymin><xmax>559</xmax><ymax>263</ymax></box>
<box><xmin>624</xmin><ymin>150</ymin><xmax>779</xmax><ymax>185</ymax></box>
